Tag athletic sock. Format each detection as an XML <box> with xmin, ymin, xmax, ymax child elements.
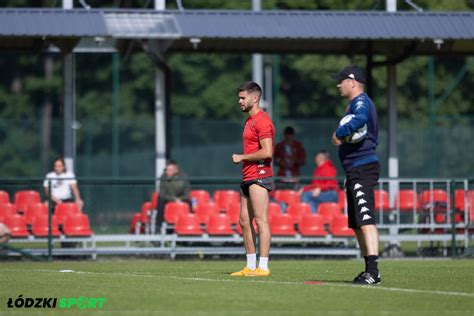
<box><xmin>366</xmin><ymin>255</ymin><xmax>379</xmax><ymax>276</ymax></box>
<box><xmin>258</xmin><ymin>257</ymin><xmax>269</xmax><ymax>271</ymax></box>
<box><xmin>246</xmin><ymin>253</ymin><xmax>257</xmax><ymax>270</ymax></box>
<box><xmin>364</xmin><ymin>256</ymin><xmax>369</xmax><ymax>272</ymax></box>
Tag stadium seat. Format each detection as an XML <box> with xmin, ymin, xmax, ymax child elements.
<box><xmin>195</xmin><ymin>202</ymin><xmax>220</xmax><ymax>224</ymax></box>
<box><xmin>337</xmin><ymin>190</ymin><xmax>347</xmax><ymax>211</ymax></box>
<box><xmin>129</xmin><ymin>213</ymin><xmax>144</xmax><ymax>234</ymax></box>
<box><xmin>268</xmin><ymin>202</ymin><xmax>282</xmax><ymax>222</ymax></box>
<box><xmin>227</xmin><ymin>202</ymin><xmax>241</xmax><ymax>225</ymax></box>
<box><xmin>25</xmin><ymin>202</ymin><xmax>49</xmax><ymax>226</ymax></box>
<box><xmin>317</xmin><ymin>202</ymin><xmax>343</xmax><ymax>224</ymax></box>
<box><xmin>454</xmin><ymin>190</ymin><xmax>474</xmax><ymax>221</ymax></box>
<box><xmin>206</xmin><ymin>214</ymin><xmax>235</xmax><ymax>235</ymax></box>
<box><xmin>420</xmin><ymin>189</ymin><xmax>448</xmax><ymax>205</ymax></box>
<box><xmin>270</xmin><ymin>214</ymin><xmax>297</xmax><ymax>236</ymax></box>
<box><xmin>54</xmin><ymin>202</ymin><xmax>81</xmax><ymax>226</ymax></box>
<box><xmin>394</xmin><ymin>190</ymin><xmax>421</xmax><ymax>212</ymax></box>
<box><xmin>0</xmin><ymin>190</ymin><xmax>10</xmax><ymax>204</ymax></box>
<box><xmin>286</xmin><ymin>202</ymin><xmax>311</xmax><ymax>224</ymax></box>
<box><xmin>273</xmin><ymin>190</ymin><xmax>300</xmax><ymax>207</ymax></box>
<box><xmin>174</xmin><ymin>213</ymin><xmax>203</xmax><ymax>235</ymax></box>
<box><xmin>0</xmin><ymin>203</ymin><xmax>17</xmax><ymax>219</ymax></box>
<box><xmin>374</xmin><ymin>189</ymin><xmax>390</xmax><ymax>211</ymax></box>
<box><xmin>434</xmin><ymin>212</ymin><xmax>463</xmax><ymax>224</ymax></box>
<box><xmin>164</xmin><ymin>201</ymin><xmax>190</xmax><ymax>225</ymax></box>
<box><xmin>14</xmin><ymin>190</ymin><xmax>41</xmax><ymax>213</ymax></box>
<box><xmin>298</xmin><ymin>214</ymin><xmax>328</xmax><ymax>237</ymax></box>
<box><xmin>3</xmin><ymin>214</ymin><xmax>29</xmax><ymax>238</ymax></box>
<box><xmin>150</xmin><ymin>192</ymin><xmax>159</xmax><ymax>210</ymax></box>
<box><xmin>63</xmin><ymin>213</ymin><xmax>93</xmax><ymax>236</ymax></box>
<box><xmin>31</xmin><ymin>214</ymin><xmax>61</xmax><ymax>237</ymax></box>
<box><xmin>213</xmin><ymin>190</ymin><xmax>240</xmax><ymax>211</ymax></box>
<box><xmin>329</xmin><ymin>215</ymin><xmax>355</xmax><ymax>237</ymax></box>
<box><xmin>190</xmin><ymin>190</ymin><xmax>211</xmax><ymax>210</ymax></box>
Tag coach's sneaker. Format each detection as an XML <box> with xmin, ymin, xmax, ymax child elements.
<box><xmin>247</xmin><ymin>267</ymin><xmax>271</xmax><ymax>277</ymax></box>
<box><xmin>352</xmin><ymin>272</ymin><xmax>381</xmax><ymax>285</ymax></box>
<box><xmin>353</xmin><ymin>271</ymin><xmax>365</xmax><ymax>282</ymax></box>
<box><xmin>230</xmin><ymin>267</ymin><xmax>255</xmax><ymax>276</ymax></box>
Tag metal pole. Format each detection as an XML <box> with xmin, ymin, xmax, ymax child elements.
<box><xmin>386</xmin><ymin>0</ymin><xmax>398</xmax><ymax>206</ymax></box>
<box><xmin>112</xmin><ymin>53</ymin><xmax>120</xmax><ymax>178</ymax></box>
<box><xmin>63</xmin><ymin>53</ymin><xmax>76</xmax><ymax>173</ymax></box>
<box><xmin>48</xmin><ymin>180</ymin><xmax>53</xmax><ymax>261</ymax></box>
<box><xmin>252</xmin><ymin>0</ymin><xmax>264</xmax><ymax>108</ymax></box>
<box><xmin>272</xmin><ymin>55</ymin><xmax>281</xmax><ymax>141</ymax></box>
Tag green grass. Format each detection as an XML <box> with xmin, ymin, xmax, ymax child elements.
<box><xmin>1</xmin><ymin>259</ymin><xmax>474</xmax><ymax>315</ymax></box>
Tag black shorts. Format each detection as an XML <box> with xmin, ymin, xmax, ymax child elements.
<box><xmin>345</xmin><ymin>162</ymin><xmax>380</xmax><ymax>229</ymax></box>
<box><xmin>240</xmin><ymin>177</ymin><xmax>275</xmax><ymax>197</ymax></box>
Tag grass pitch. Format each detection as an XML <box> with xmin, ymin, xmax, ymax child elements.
<box><xmin>1</xmin><ymin>259</ymin><xmax>474</xmax><ymax>315</ymax></box>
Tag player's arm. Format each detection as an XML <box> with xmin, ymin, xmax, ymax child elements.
<box><xmin>232</xmin><ymin>138</ymin><xmax>273</xmax><ymax>164</ymax></box>
<box><xmin>70</xmin><ymin>183</ymin><xmax>84</xmax><ymax>210</ymax></box>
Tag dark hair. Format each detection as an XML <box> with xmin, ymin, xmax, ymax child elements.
<box><xmin>53</xmin><ymin>157</ymin><xmax>67</xmax><ymax>172</ymax></box>
<box><xmin>284</xmin><ymin>126</ymin><xmax>295</xmax><ymax>135</ymax></box>
<box><xmin>238</xmin><ymin>81</ymin><xmax>262</xmax><ymax>97</ymax></box>
<box><xmin>166</xmin><ymin>160</ymin><xmax>178</xmax><ymax>166</ymax></box>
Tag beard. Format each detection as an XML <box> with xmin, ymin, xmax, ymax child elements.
<box><xmin>240</xmin><ymin>103</ymin><xmax>253</xmax><ymax>112</ymax></box>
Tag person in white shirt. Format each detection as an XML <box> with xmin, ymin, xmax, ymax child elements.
<box><xmin>43</xmin><ymin>158</ymin><xmax>84</xmax><ymax>211</ymax></box>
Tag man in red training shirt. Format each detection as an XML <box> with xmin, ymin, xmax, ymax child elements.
<box><xmin>231</xmin><ymin>81</ymin><xmax>275</xmax><ymax>277</ymax></box>
<box><xmin>298</xmin><ymin>150</ymin><xmax>339</xmax><ymax>213</ymax></box>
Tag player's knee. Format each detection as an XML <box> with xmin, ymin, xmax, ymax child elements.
<box><xmin>239</xmin><ymin>217</ymin><xmax>251</xmax><ymax>229</ymax></box>
<box><xmin>254</xmin><ymin>216</ymin><xmax>268</xmax><ymax>228</ymax></box>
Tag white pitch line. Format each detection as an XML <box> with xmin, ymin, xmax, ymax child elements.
<box><xmin>3</xmin><ymin>268</ymin><xmax>474</xmax><ymax>298</ymax></box>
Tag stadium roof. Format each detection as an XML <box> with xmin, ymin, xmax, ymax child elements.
<box><xmin>0</xmin><ymin>8</ymin><xmax>474</xmax><ymax>54</ymax></box>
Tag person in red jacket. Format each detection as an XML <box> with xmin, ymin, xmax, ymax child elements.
<box><xmin>274</xmin><ymin>126</ymin><xmax>306</xmax><ymax>178</ymax></box>
<box><xmin>298</xmin><ymin>150</ymin><xmax>339</xmax><ymax>213</ymax></box>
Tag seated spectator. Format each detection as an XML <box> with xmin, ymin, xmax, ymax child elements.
<box><xmin>156</xmin><ymin>160</ymin><xmax>191</xmax><ymax>226</ymax></box>
<box><xmin>298</xmin><ymin>150</ymin><xmax>338</xmax><ymax>213</ymax></box>
<box><xmin>43</xmin><ymin>157</ymin><xmax>84</xmax><ymax>211</ymax></box>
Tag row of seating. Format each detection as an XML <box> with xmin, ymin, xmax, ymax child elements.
<box><xmin>0</xmin><ymin>190</ymin><xmax>43</xmax><ymax>212</ymax></box>
<box><xmin>1</xmin><ymin>212</ymin><xmax>92</xmax><ymax>238</ymax></box>
<box><xmin>169</xmin><ymin>211</ymin><xmax>354</xmax><ymax>237</ymax></box>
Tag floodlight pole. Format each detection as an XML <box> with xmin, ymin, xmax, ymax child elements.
<box><xmin>386</xmin><ymin>0</ymin><xmax>399</xmax><ymax>207</ymax></box>
<box><xmin>252</xmin><ymin>0</ymin><xmax>266</xmax><ymax>111</ymax></box>
<box><xmin>63</xmin><ymin>0</ymin><xmax>76</xmax><ymax>173</ymax></box>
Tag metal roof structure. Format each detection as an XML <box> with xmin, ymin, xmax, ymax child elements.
<box><xmin>1</xmin><ymin>8</ymin><xmax>474</xmax><ymax>54</ymax></box>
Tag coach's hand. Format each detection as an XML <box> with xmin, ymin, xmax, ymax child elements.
<box><xmin>232</xmin><ymin>154</ymin><xmax>244</xmax><ymax>164</ymax></box>
<box><xmin>331</xmin><ymin>132</ymin><xmax>343</xmax><ymax>146</ymax></box>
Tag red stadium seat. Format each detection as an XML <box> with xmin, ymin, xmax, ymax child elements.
<box><xmin>0</xmin><ymin>190</ymin><xmax>10</xmax><ymax>205</ymax></box>
<box><xmin>329</xmin><ymin>215</ymin><xmax>355</xmax><ymax>237</ymax></box>
<box><xmin>286</xmin><ymin>202</ymin><xmax>311</xmax><ymax>224</ymax></box>
<box><xmin>227</xmin><ymin>202</ymin><xmax>241</xmax><ymax>225</ymax></box>
<box><xmin>129</xmin><ymin>213</ymin><xmax>144</xmax><ymax>234</ymax></box>
<box><xmin>374</xmin><ymin>189</ymin><xmax>390</xmax><ymax>211</ymax></box>
<box><xmin>454</xmin><ymin>190</ymin><xmax>474</xmax><ymax>221</ymax></box>
<box><xmin>164</xmin><ymin>201</ymin><xmax>190</xmax><ymax>225</ymax></box>
<box><xmin>4</xmin><ymin>214</ymin><xmax>29</xmax><ymax>238</ymax></box>
<box><xmin>174</xmin><ymin>213</ymin><xmax>203</xmax><ymax>235</ymax></box>
<box><xmin>269</xmin><ymin>214</ymin><xmax>296</xmax><ymax>236</ymax></box>
<box><xmin>317</xmin><ymin>202</ymin><xmax>343</xmax><ymax>224</ymax></box>
<box><xmin>434</xmin><ymin>212</ymin><xmax>463</xmax><ymax>224</ymax></box>
<box><xmin>14</xmin><ymin>190</ymin><xmax>41</xmax><ymax>213</ymax></box>
<box><xmin>274</xmin><ymin>190</ymin><xmax>300</xmax><ymax>207</ymax></box>
<box><xmin>141</xmin><ymin>201</ymin><xmax>153</xmax><ymax>223</ymax></box>
<box><xmin>420</xmin><ymin>189</ymin><xmax>448</xmax><ymax>205</ymax></box>
<box><xmin>299</xmin><ymin>215</ymin><xmax>328</xmax><ymax>237</ymax></box>
<box><xmin>31</xmin><ymin>215</ymin><xmax>61</xmax><ymax>237</ymax></box>
<box><xmin>268</xmin><ymin>202</ymin><xmax>282</xmax><ymax>222</ymax></box>
<box><xmin>25</xmin><ymin>202</ymin><xmax>49</xmax><ymax>226</ymax></box>
<box><xmin>150</xmin><ymin>192</ymin><xmax>159</xmax><ymax>210</ymax></box>
<box><xmin>63</xmin><ymin>213</ymin><xmax>93</xmax><ymax>237</ymax></box>
<box><xmin>0</xmin><ymin>203</ymin><xmax>17</xmax><ymax>219</ymax></box>
<box><xmin>195</xmin><ymin>202</ymin><xmax>220</xmax><ymax>224</ymax></box>
<box><xmin>213</xmin><ymin>190</ymin><xmax>240</xmax><ymax>211</ymax></box>
<box><xmin>337</xmin><ymin>190</ymin><xmax>347</xmax><ymax>211</ymax></box>
<box><xmin>206</xmin><ymin>214</ymin><xmax>235</xmax><ymax>235</ymax></box>
<box><xmin>394</xmin><ymin>190</ymin><xmax>421</xmax><ymax>212</ymax></box>
<box><xmin>54</xmin><ymin>202</ymin><xmax>80</xmax><ymax>226</ymax></box>
<box><xmin>190</xmin><ymin>190</ymin><xmax>211</xmax><ymax>209</ymax></box>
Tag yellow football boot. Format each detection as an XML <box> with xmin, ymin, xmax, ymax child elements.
<box><xmin>230</xmin><ymin>267</ymin><xmax>255</xmax><ymax>276</ymax></box>
<box><xmin>246</xmin><ymin>267</ymin><xmax>271</xmax><ymax>277</ymax></box>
